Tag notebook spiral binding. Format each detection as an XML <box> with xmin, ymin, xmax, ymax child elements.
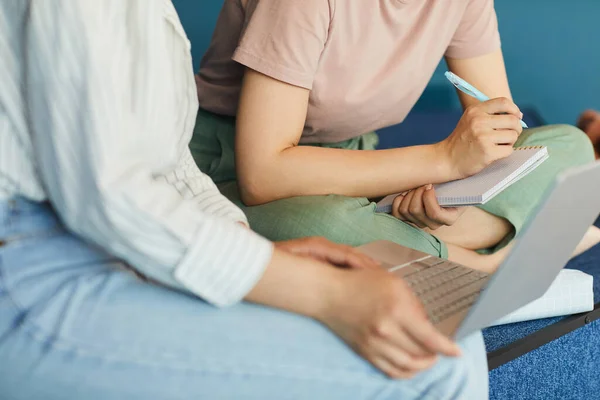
<box><xmin>516</xmin><ymin>145</ymin><xmax>544</xmax><ymax>150</ymax></box>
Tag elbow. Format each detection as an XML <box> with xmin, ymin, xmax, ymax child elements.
<box><xmin>237</xmin><ymin>152</ymin><xmax>293</xmax><ymax>206</ymax></box>
<box><xmin>238</xmin><ymin>176</ymin><xmax>280</xmax><ymax>206</ymax></box>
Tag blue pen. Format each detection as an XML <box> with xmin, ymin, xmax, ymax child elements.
<box><xmin>445</xmin><ymin>71</ymin><xmax>528</xmax><ymax>129</ymax></box>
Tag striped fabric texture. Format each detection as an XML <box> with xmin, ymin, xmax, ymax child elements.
<box><xmin>0</xmin><ymin>0</ymin><xmax>273</xmax><ymax>307</ymax></box>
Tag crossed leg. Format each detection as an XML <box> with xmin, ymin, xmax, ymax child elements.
<box><xmin>434</xmin><ymin>207</ymin><xmax>600</xmax><ymax>273</ymax></box>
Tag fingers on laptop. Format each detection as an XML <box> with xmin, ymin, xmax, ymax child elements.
<box><xmin>370</xmin><ymin>341</ymin><xmax>439</xmax><ymax>379</ymax></box>
<box><xmin>404</xmin><ymin>316</ymin><xmax>462</xmax><ymax>358</ymax></box>
<box><xmin>369</xmin><ymin>280</ymin><xmax>461</xmax><ymax>378</ymax></box>
<box><xmin>365</xmin><ymin>306</ymin><xmax>460</xmax><ymax>379</ymax></box>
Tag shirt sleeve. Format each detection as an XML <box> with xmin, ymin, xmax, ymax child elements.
<box><xmin>160</xmin><ymin>147</ymin><xmax>249</xmax><ymax>226</ymax></box>
<box><xmin>232</xmin><ymin>0</ymin><xmax>332</xmax><ymax>89</ymax></box>
<box><xmin>445</xmin><ymin>0</ymin><xmax>501</xmax><ymax>59</ymax></box>
<box><xmin>20</xmin><ymin>0</ymin><xmax>273</xmax><ymax>307</ymax></box>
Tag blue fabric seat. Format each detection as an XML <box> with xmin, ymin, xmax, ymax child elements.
<box><xmin>378</xmin><ymin>109</ymin><xmax>600</xmax><ymax>400</ymax></box>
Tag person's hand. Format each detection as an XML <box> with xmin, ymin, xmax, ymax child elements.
<box><xmin>246</xmin><ymin>245</ymin><xmax>458</xmax><ymax>379</ymax></box>
<box><xmin>391</xmin><ymin>184</ymin><xmax>466</xmax><ymax>230</ymax></box>
<box><xmin>317</xmin><ymin>268</ymin><xmax>461</xmax><ymax>379</ymax></box>
<box><xmin>275</xmin><ymin>237</ymin><xmax>380</xmax><ymax>270</ymax></box>
<box><xmin>438</xmin><ymin>97</ymin><xmax>523</xmax><ymax>179</ymax></box>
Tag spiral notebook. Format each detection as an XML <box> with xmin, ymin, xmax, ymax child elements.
<box><xmin>376</xmin><ymin>146</ymin><xmax>549</xmax><ymax>211</ymax></box>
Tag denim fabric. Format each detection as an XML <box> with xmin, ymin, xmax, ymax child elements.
<box><xmin>0</xmin><ymin>197</ymin><xmax>488</xmax><ymax>399</ymax></box>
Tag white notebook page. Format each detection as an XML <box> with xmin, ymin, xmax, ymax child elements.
<box><xmin>376</xmin><ymin>146</ymin><xmax>548</xmax><ymax>211</ymax></box>
<box><xmin>435</xmin><ymin>146</ymin><xmax>548</xmax><ymax>206</ymax></box>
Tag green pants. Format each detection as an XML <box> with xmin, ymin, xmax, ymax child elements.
<box><xmin>190</xmin><ymin>108</ymin><xmax>595</xmax><ymax>258</ymax></box>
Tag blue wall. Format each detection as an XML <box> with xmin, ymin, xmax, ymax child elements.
<box><xmin>174</xmin><ymin>0</ymin><xmax>221</xmax><ymax>70</ymax></box>
<box><xmin>175</xmin><ymin>0</ymin><xmax>600</xmax><ymax>125</ymax></box>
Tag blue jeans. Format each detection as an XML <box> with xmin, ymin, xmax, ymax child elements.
<box><xmin>0</xmin><ymin>197</ymin><xmax>488</xmax><ymax>399</ymax></box>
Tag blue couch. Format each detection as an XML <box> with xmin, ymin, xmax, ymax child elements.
<box><xmin>180</xmin><ymin>3</ymin><xmax>600</xmax><ymax>398</ymax></box>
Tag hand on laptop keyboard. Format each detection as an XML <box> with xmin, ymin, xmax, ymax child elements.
<box><xmin>317</xmin><ymin>268</ymin><xmax>462</xmax><ymax>380</ymax></box>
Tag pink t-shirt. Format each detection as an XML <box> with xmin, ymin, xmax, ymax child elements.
<box><xmin>197</xmin><ymin>0</ymin><xmax>501</xmax><ymax>144</ymax></box>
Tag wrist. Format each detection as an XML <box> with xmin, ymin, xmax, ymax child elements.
<box><xmin>430</xmin><ymin>141</ymin><xmax>461</xmax><ymax>182</ymax></box>
<box><xmin>249</xmin><ymin>247</ymin><xmax>348</xmax><ymax>322</ymax></box>
<box><xmin>310</xmin><ymin>265</ymin><xmax>348</xmax><ymax>324</ymax></box>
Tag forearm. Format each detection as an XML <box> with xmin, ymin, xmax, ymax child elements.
<box><xmin>240</xmin><ymin>142</ymin><xmax>457</xmax><ymax>205</ymax></box>
<box><xmin>446</xmin><ymin>50</ymin><xmax>513</xmax><ymax>110</ymax></box>
<box><xmin>245</xmin><ymin>248</ymin><xmax>344</xmax><ymax>321</ymax></box>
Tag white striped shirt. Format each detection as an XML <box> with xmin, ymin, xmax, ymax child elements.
<box><xmin>0</xmin><ymin>0</ymin><xmax>273</xmax><ymax>307</ymax></box>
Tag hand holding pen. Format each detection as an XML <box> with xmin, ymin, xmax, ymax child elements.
<box><xmin>433</xmin><ymin>73</ymin><xmax>525</xmax><ymax>180</ymax></box>
<box><xmin>446</xmin><ymin>71</ymin><xmax>528</xmax><ymax>129</ymax></box>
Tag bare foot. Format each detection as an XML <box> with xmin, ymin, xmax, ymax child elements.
<box><xmin>447</xmin><ymin>242</ymin><xmax>513</xmax><ymax>274</ymax></box>
<box><xmin>577</xmin><ymin>109</ymin><xmax>600</xmax><ymax>159</ymax></box>
<box><xmin>573</xmin><ymin>226</ymin><xmax>600</xmax><ymax>257</ymax></box>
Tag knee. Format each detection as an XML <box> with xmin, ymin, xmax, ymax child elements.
<box><xmin>246</xmin><ymin>195</ymin><xmax>368</xmax><ymax>243</ymax></box>
<box><xmin>538</xmin><ymin>124</ymin><xmax>595</xmax><ymax>162</ymax></box>
<box><xmin>554</xmin><ymin>124</ymin><xmax>594</xmax><ymax>149</ymax></box>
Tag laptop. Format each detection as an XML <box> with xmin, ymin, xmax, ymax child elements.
<box><xmin>359</xmin><ymin>161</ymin><xmax>600</xmax><ymax>339</ymax></box>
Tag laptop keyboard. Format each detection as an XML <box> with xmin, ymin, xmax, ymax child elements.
<box><xmin>398</xmin><ymin>257</ymin><xmax>489</xmax><ymax>324</ymax></box>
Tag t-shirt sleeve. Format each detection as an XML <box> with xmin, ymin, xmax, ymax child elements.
<box><xmin>445</xmin><ymin>0</ymin><xmax>501</xmax><ymax>59</ymax></box>
<box><xmin>232</xmin><ymin>0</ymin><xmax>331</xmax><ymax>89</ymax></box>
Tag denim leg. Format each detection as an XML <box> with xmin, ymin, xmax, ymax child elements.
<box><xmin>0</xmin><ymin>199</ymin><xmax>488</xmax><ymax>400</ymax></box>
